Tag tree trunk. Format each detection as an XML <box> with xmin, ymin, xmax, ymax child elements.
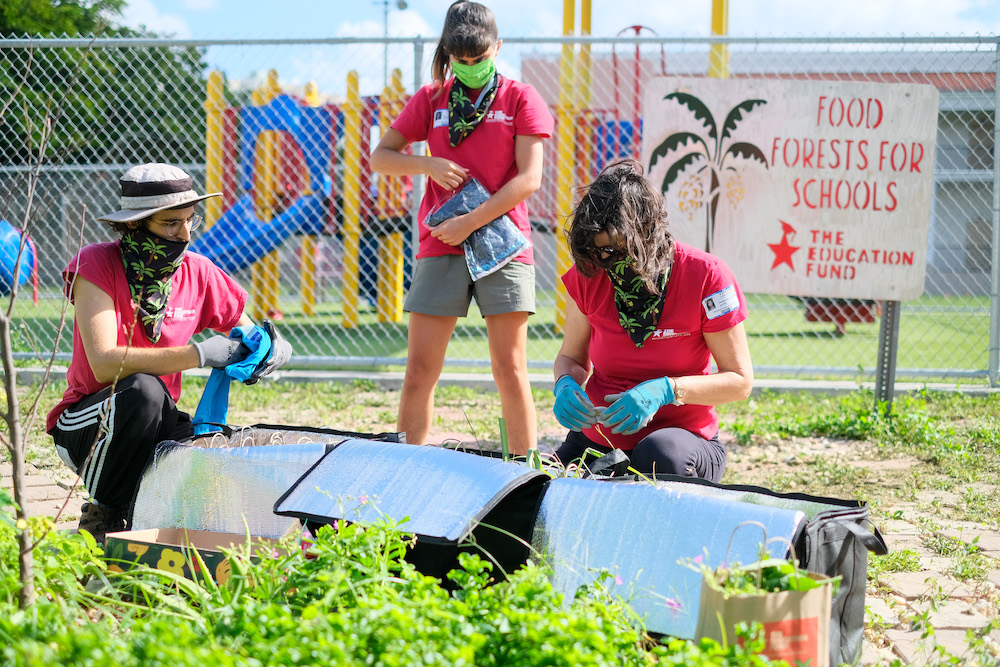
<box><xmin>706</xmin><ymin>169</ymin><xmax>721</xmax><ymax>253</ymax></box>
<box><xmin>1</xmin><ymin>316</ymin><xmax>35</xmax><ymax>608</ymax></box>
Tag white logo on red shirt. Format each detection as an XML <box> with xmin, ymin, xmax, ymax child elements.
<box><xmin>649</xmin><ymin>328</ymin><xmax>690</xmax><ymax>341</ymax></box>
<box><xmin>166</xmin><ymin>306</ymin><xmax>197</xmax><ymax>321</ymax></box>
<box><xmin>485</xmin><ymin>110</ymin><xmax>514</xmax><ymax>124</ymax></box>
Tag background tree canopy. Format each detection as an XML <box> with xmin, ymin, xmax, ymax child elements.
<box><xmin>0</xmin><ymin>0</ymin><xmax>209</xmax><ymax>164</ymax></box>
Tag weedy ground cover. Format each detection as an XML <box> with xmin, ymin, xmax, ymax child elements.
<box><xmin>4</xmin><ymin>381</ymin><xmax>999</xmax><ymax>664</ymax></box>
<box><xmin>2</xmin><ymin>496</ymin><xmax>781</xmax><ymax>666</ymax></box>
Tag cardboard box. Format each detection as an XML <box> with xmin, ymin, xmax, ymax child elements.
<box><xmin>104</xmin><ymin>528</ymin><xmax>281</xmax><ymax>584</ymax></box>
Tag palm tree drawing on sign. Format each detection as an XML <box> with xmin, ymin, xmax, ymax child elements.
<box><xmin>648</xmin><ymin>92</ymin><xmax>769</xmax><ymax>253</ymax></box>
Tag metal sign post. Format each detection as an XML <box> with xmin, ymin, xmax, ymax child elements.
<box><xmin>874</xmin><ymin>300</ymin><xmax>901</xmax><ymax>415</ymax></box>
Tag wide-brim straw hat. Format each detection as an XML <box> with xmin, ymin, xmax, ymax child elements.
<box><xmin>97</xmin><ymin>163</ymin><xmax>221</xmax><ymax>224</ymax></box>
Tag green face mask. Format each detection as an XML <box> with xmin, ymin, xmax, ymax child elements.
<box><xmin>452</xmin><ymin>57</ymin><xmax>496</xmax><ymax>89</ymax></box>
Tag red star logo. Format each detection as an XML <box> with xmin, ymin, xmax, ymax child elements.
<box><xmin>768</xmin><ymin>220</ymin><xmax>800</xmax><ymax>271</ymax></box>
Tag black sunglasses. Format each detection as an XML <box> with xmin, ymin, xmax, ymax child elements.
<box><xmin>590</xmin><ymin>244</ymin><xmax>622</xmax><ymax>265</ymax></box>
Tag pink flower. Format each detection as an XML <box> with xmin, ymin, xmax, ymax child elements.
<box><xmin>615</xmin><ymin>575</ymin><xmax>623</xmax><ymax>586</ymax></box>
<box><xmin>359</xmin><ymin>495</ymin><xmax>368</xmax><ymax>504</ymax></box>
<box><xmin>693</xmin><ymin>554</ymin><xmax>703</xmax><ymax>564</ymax></box>
<box><xmin>665</xmin><ymin>598</ymin><xmax>682</xmax><ymax>612</ymax></box>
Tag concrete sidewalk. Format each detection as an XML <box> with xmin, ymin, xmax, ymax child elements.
<box><xmin>16</xmin><ymin>366</ymin><xmax>998</xmax><ymax>395</ymax></box>
<box><xmin>0</xmin><ymin>461</ymin><xmax>87</xmax><ymax>532</ymax></box>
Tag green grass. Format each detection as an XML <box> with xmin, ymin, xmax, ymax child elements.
<box><xmin>12</xmin><ymin>289</ymin><xmax>993</xmax><ymax>381</ymax></box>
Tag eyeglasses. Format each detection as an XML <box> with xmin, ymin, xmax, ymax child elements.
<box><xmin>148</xmin><ymin>213</ymin><xmax>203</xmax><ymax>236</ymax></box>
<box><xmin>589</xmin><ymin>244</ymin><xmax>622</xmax><ymax>265</ymax></box>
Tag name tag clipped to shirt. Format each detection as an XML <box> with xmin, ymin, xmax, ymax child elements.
<box><xmin>703</xmin><ymin>284</ymin><xmax>739</xmax><ymax>319</ymax></box>
<box><xmin>433</xmin><ymin>109</ymin><xmax>448</xmax><ymax>128</ymax></box>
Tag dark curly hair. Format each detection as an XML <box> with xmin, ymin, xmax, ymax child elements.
<box><xmin>107</xmin><ymin>218</ymin><xmax>146</xmax><ymax>235</ymax></box>
<box><xmin>566</xmin><ymin>157</ymin><xmax>674</xmax><ymax>293</ymax></box>
<box><xmin>430</xmin><ymin>1</ymin><xmax>498</xmax><ymax>85</ymax></box>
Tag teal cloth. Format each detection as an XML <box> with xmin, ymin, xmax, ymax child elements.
<box><xmin>192</xmin><ymin>325</ymin><xmax>272</xmax><ymax>435</ymax></box>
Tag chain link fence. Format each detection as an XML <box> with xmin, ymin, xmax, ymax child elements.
<box><xmin>1</xmin><ymin>35</ymin><xmax>996</xmax><ymax>384</ymax></box>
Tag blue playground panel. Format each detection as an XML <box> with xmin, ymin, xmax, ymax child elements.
<box><xmin>0</xmin><ymin>219</ymin><xmax>34</xmax><ymax>296</ymax></box>
<box><xmin>192</xmin><ymin>94</ymin><xmax>334</xmax><ymax>272</ymax></box>
<box><xmin>594</xmin><ymin>119</ymin><xmax>638</xmax><ymax>169</ymax></box>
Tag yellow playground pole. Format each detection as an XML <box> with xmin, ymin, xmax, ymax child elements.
<box><xmin>204</xmin><ymin>71</ymin><xmax>225</xmax><ymax>228</ymax></box>
<box><xmin>250</xmin><ymin>86</ymin><xmax>268</xmax><ymax>320</ymax></box>
<box><xmin>579</xmin><ymin>0</ymin><xmax>592</xmax><ymax>108</ymax></box>
<box><xmin>709</xmin><ymin>0</ymin><xmax>730</xmax><ymax>78</ymax></box>
<box><xmin>341</xmin><ymin>71</ymin><xmax>362</xmax><ymax>328</ymax></box>
<box><xmin>554</xmin><ymin>0</ymin><xmax>579</xmax><ymax>330</ymax></box>
<box><xmin>376</xmin><ymin>68</ymin><xmax>405</xmax><ymax>323</ymax></box>
<box><xmin>576</xmin><ymin>0</ymin><xmax>594</xmax><ymax>238</ymax></box>
<box><xmin>301</xmin><ymin>81</ymin><xmax>321</xmax><ymax>316</ymax></box>
<box><xmin>262</xmin><ymin>69</ymin><xmax>282</xmax><ymax>318</ymax></box>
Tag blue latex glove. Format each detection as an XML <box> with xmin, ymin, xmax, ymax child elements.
<box><xmin>553</xmin><ymin>375</ymin><xmax>600</xmax><ymax>431</ymax></box>
<box><xmin>600</xmin><ymin>377</ymin><xmax>675</xmax><ymax>436</ymax></box>
<box><xmin>192</xmin><ymin>325</ymin><xmax>272</xmax><ymax>436</ymax></box>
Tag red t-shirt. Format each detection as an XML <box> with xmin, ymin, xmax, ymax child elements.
<box><xmin>390</xmin><ymin>76</ymin><xmax>554</xmax><ymax>264</ymax></box>
<box><xmin>562</xmin><ymin>242</ymin><xmax>749</xmax><ymax>448</ymax></box>
<box><xmin>46</xmin><ymin>241</ymin><xmax>247</xmax><ymax>432</ymax></box>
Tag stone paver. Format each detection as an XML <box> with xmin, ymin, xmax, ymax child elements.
<box><xmin>865</xmin><ymin>596</ymin><xmax>898</xmax><ymax>626</ymax></box>
<box><xmin>940</xmin><ymin>528</ymin><xmax>1000</xmax><ymax>555</ymax></box>
<box><xmin>881</xmin><ymin>570</ymin><xmax>980</xmax><ymax>601</ymax></box>
<box><xmin>911</xmin><ymin>599</ymin><xmax>991</xmax><ymax>630</ymax></box>
<box><xmin>881</xmin><ymin>570</ymin><xmax>947</xmax><ymax>599</ymax></box>
<box><xmin>887</xmin><ymin>628</ymin><xmax>989</xmax><ymax>665</ymax></box>
<box><xmin>868</xmin><ymin>512</ymin><xmax>1000</xmax><ymax>665</ymax></box>
<box><xmin>880</xmin><ymin>519</ymin><xmax>921</xmax><ymax>535</ymax></box>
<box><xmin>1</xmin><ymin>462</ymin><xmax>87</xmax><ymax>528</ymax></box>
<box><xmin>882</xmin><ymin>534</ymin><xmax>925</xmax><ymax>552</ymax></box>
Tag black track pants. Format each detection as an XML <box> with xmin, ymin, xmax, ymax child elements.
<box><xmin>50</xmin><ymin>374</ymin><xmax>193</xmax><ymax>508</ymax></box>
<box><xmin>555</xmin><ymin>427</ymin><xmax>727</xmax><ymax>482</ymax></box>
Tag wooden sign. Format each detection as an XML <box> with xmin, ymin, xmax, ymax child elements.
<box><xmin>641</xmin><ymin>78</ymin><xmax>939</xmax><ymax>300</ymax></box>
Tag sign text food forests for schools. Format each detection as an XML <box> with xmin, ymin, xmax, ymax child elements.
<box><xmin>642</xmin><ymin>78</ymin><xmax>939</xmax><ymax>300</ymax></box>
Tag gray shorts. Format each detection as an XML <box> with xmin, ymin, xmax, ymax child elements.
<box><xmin>403</xmin><ymin>254</ymin><xmax>536</xmax><ymax>317</ymax></box>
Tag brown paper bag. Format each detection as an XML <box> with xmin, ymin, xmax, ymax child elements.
<box><xmin>695</xmin><ymin>569</ymin><xmax>835</xmax><ymax>667</ymax></box>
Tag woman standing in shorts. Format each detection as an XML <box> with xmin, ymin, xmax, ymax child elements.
<box><xmin>370</xmin><ymin>0</ymin><xmax>553</xmax><ymax>454</ymax></box>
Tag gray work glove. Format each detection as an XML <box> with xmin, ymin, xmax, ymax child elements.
<box><xmin>244</xmin><ymin>320</ymin><xmax>292</xmax><ymax>384</ymax></box>
<box><xmin>193</xmin><ymin>335</ymin><xmax>250</xmax><ymax>369</ymax></box>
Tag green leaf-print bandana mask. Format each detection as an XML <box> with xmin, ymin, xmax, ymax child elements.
<box><xmin>606</xmin><ymin>242</ymin><xmax>674</xmax><ymax>348</ymax></box>
<box><xmin>120</xmin><ymin>226</ymin><xmax>187</xmax><ymax>344</ymax></box>
<box><xmin>448</xmin><ymin>72</ymin><xmax>500</xmax><ymax>147</ymax></box>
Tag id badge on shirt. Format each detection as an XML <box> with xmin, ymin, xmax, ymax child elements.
<box><xmin>433</xmin><ymin>109</ymin><xmax>448</xmax><ymax>128</ymax></box>
<box><xmin>703</xmin><ymin>284</ymin><xmax>739</xmax><ymax>319</ymax></box>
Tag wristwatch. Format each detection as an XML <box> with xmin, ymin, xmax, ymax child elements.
<box><xmin>671</xmin><ymin>377</ymin><xmax>686</xmax><ymax>406</ymax></box>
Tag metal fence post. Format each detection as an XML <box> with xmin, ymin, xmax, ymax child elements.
<box><xmin>410</xmin><ymin>38</ymin><xmax>425</xmax><ymax>270</ymax></box>
<box><xmin>989</xmin><ymin>42</ymin><xmax>1000</xmax><ymax>387</ymax></box>
<box><xmin>875</xmin><ymin>301</ymin><xmax>901</xmax><ymax>414</ymax></box>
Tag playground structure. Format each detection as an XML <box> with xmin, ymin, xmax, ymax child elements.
<box><xmin>190</xmin><ymin>26</ymin><xmax>876</xmax><ymax>335</ymax></box>
<box><xmin>193</xmin><ymin>59</ymin><xmax>653</xmax><ymax>331</ymax></box>
<box><xmin>193</xmin><ymin>68</ymin><xmax>411</xmax><ymax>326</ymax></box>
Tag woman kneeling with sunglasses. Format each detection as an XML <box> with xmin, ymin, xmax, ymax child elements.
<box><xmin>552</xmin><ymin>158</ymin><xmax>753</xmax><ymax>481</ymax></box>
